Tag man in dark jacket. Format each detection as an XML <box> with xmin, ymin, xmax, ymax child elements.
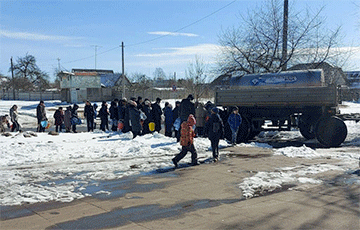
<box><xmin>205</xmin><ymin>107</ymin><xmax>224</xmax><ymax>162</ymax></box>
<box><xmin>172</xmin><ymin>101</ymin><xmax>181</xmax><ymax>141</ymax></box>
<box><xmin>109</xmin><ymin>100</ymin><xmax>119</xmax><ymax>131</ymax></box>
<box><xmin>151</xmin><ymin>97</ymin><xmax>162</xmax><ymax>132</ymax></box>
<box><xmin>84</xmin><ymin>101</ymin><xmax>95</xmax><ymax>132</ymax></box>
<box><xmin>36</xmin><ymin>100</ymin><xmax>47</xmax><ymax>132</ymax></box>
<box><xmin>99</xmin><ymin>101</ymin><xmax>109</xmax><ymax>132</ymax></box>
<box><xmin>129</xmin><ymin>100</ymin><xmax>142</xmax><ymax>138</ymax></box>
<box><xmin>179</xmin><ymin>94</ymin><xmax>195</xmax><ymax>122</ymax></box>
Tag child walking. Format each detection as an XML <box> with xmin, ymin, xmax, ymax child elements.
<box><xmin>172</xmin><ymin>114</ymin><xmax>199</xmax><ymax>167</ymax></box>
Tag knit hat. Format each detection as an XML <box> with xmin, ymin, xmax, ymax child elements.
<box><xmin>187</xmin><ymin>114</ymin><xmax>196</xmax><ymax>126</ymax></box>
<box><xmin>211</xmin><ymin>107</ymin><xmax>219</xmax><ymax>113</ymax></box>
<box><xmin>129</xmin><ymin>100</ymin><xmax>137</xmax><ymax>107</ymax></box>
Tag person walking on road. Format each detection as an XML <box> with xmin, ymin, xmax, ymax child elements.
<box><xmin>172</xmin><ymin>114</ymin><xmax>199</xmax><ymax>167</ymax></box>
<box><xmin>205</xmin><ymin>107</ymin><xmax>224</xmax><ymax>161</ymax></box>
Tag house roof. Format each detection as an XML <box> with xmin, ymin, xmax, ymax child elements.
<box><xmin>288</xmin><ymin>62</ymin><xmax>347</xmax><ymax>86</ymax></box>
<box><xmin>71</xmin><ymin>69</ymin><xmax>114</xmax><ymax>75</ymax></box>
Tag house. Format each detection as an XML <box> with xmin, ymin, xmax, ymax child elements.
<box><xmin>59</xmin><ymin>69</ymin><xmax>131</xmax><ymax>103</ymax></box>
<box><xmin>288</xmin><ymin>62</ymin><xmax>347</xmax><ymax>86</ymax></box>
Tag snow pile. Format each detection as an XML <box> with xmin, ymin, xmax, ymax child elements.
<box><xmin>240</xmin><ymin>164</ymin><xmax>342</xmax><ymax>199</ymax></box>
<box><xmin>273</xmin><ymin>145</ymin><xmax>320</xmax><ymax>159</ymax></box>
<box><xmin>238</xmin><ymin>142</ymin><xmax>273</xmax><ymax>149</ymax></box>
<box><xmin>0</xmin><ymin>129</ymin><xmax>229</xmax><ymax>206</ymax></box>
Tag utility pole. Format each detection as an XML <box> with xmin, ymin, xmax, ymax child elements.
<box><xmin>281</xmin><ymin>0</ymin><xmax>289</xmax><ymax>71</ymax></box>
<box><xmin>57</xmin><ymin>58</ymin><xmax>61</xmax><ymax>71</ymax></box>
<box><xmin>10</xmin><ymin>57</ymin><xmax>16</xmax><ymax>100</ymax></box>
<box><xmin>121</xmin><ymin>42</ymin><xmax>125</xmax><ymax>98</ymax></box>
<box><xmin>91</xmin><ymin>45</ymin><xmax>102</xmax><ymax>70</ymax></box>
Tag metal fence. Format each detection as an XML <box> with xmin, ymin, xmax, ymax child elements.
<box><xmin>1</xmin><ymin>90</ymin><xmax>61</xmax><ymax>101</ymax></box>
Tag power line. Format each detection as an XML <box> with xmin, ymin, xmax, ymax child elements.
<box><xmin>127</xmin><ymin>0</ymin><xmax>237</xmax><ymax>47</ymax></box>
<box><xmin>61</xmin><ymin>0</ymin><xmax>237</xmax><ymax>64</ymax></box>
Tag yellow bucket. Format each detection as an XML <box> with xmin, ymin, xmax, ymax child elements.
<box><xmin>149</xmin><ymin>122</ymin><xmax>155</xmax><ymax>132</ymax></box>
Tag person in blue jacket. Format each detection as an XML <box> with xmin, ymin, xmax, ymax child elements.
<box><xmin>227</xmin><ymin>106</ymin><xmax>242</xmax><ymax>145</ymax></box>
<box><xmin>164</xmin><ymin>103</ymin><xmax>173</xmax><ymax>137</ymax></box>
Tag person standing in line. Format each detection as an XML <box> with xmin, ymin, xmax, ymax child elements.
<box><xmin>205</xmin><ymin>107</ymin><xmax>224</xmax><ymax>162</ymax></box>
<box><xmin>136</xmin><ymin>96</ymin><xmax>143</xmax><ymax>111</ymax></box>
<box><xmin>64</xmin><ymin>106</ymin><xmax>72</xmax><ymax>132</ymax></box>
<box><xmin>84</xmin><ymin>101</ymin><xmax>95</xmax><ymax>132</ymax></box>
<box><xmin>195</xmin><ymin>102</ymin><xmax>207</xmax><ymax>137</ymax></box>
<box><xmin>177</xmin><ymin>94</ymin><xmax>195</xmax><ymax>141</ymax></box>
<box><xmin>128</xmin><ymin>100</ymin><xmax>142</xmax><ymax>138</ymax></box>
<box><xmin>93</xmin><ymin>103</ymin><xmax>98</xmax><ymax>130</ymax></box>
<box><xmin>142</xmin><ymin>99</ymin><xmax>152</xmax><ymax>135</ymax></box>
<box><xmin>164</xmin><ymin>103</ymin><xmax>173</xmax><ymax>137</ymax></box>
<box><xmin>151</xmin><ymin>97</ymin><xmax>162</xmax><ymax>132</ymax></box>
<box><xmin>109</xmin><ymin>100</ymin><xmax>119</xmax><ymax>131</ymax></box>
<box><xmin>10</xmin><ymin>105</ymin><xmax>20</xmax><ymax>132</ymax></box>
<box><xmin>36</xmin><ymin>100</ymin><xmax>47</xmax><ymax>132</ymax></box>
<box><xmin>227</xmin><ymin>106</ymin><xmax>242</xmax><ymax>145</ymax></box>
<box><xmin>172</xmin><ymin>114</ymin><xmax>199</xmax><ymax>167</ymax></box>
<box><xmin>99</xmin><ymin>101</ymin><xmax>109</xmax><ymax>132</ymax></box>
<box><xmin>71</xmin><ymin>104</ymin><xmax>79</xmax><ymax>133</ymax></box>
<box><xmin>53</xmin><ymin>107</ymin><xmax>64</xmax><ymax>133</ymax></box>
<box><xmin>172</xmin><ymin>101</ymin><xmax>181</xmax><ymax>141</ymax></box>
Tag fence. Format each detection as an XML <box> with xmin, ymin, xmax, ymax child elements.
<box><xmin>1</xmin><ymin>90</ymin><xmax>61</xmax><ymax>101</ymax></box>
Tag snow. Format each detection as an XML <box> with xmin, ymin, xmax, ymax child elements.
<box><xmin>0</xmin><ymin>100</ymin><xmax>359</xmax><ymax>206</ymax></box>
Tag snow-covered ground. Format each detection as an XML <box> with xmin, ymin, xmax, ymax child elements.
<box><xmin>0</xmin><ymin>100</ymin><xmax>359</xmax><ymax>206</ymax></box>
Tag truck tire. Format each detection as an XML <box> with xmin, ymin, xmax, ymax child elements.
<box><xmin>299</xmin><ymin>116</ymin><xmax>317</xmax><ymax>140</ymax></box>
<box><xmin>237</xmin><ymin>116</ymin><xmax>251</xmax><ymax>143</ymax></box>
<box><xmin>315</xmin><ymin>116</ymin><xmax>347</xmax><ymax>147</ymax></box>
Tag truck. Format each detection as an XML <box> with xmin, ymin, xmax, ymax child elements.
<box><xmin>214</xmin><ymin>69</ymin><xmax>359</xmax><ymax>147</ymax></box>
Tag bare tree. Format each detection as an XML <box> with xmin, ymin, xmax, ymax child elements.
<box><xmin>218</xmin><ymin>0</ymin><xmax>345</xmax><ymax>76</ymax></box>
<box><xmin>185</xmin><ymin>56</ymin><xmax>211</xmax><ymax>100</ymax></box>
<box><xmin>153</xmin><ymin>68</ymin><xmax>167</xmax><ymax>80</ymax></box>
<box><xmin>10</xmin><ymin>54</ymin><xmax>49</xmax><ymax>91</ymax></box>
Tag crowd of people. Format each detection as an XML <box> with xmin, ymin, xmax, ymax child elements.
<box><xmin>1</xmin><ymin>95</ymin><xmax>243</xmax><ymax>167</ymax></box>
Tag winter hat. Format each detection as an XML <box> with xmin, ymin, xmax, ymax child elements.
<box><xmin>187</xmin><ymin>94</ymin><xmax>194</xmax><ymax>100</ymax></box>
<box><xmin>187</xmin><ymin>114</ymin><xmax>196</xmax><ymax>126</ymax></box>
<box><xmin>156</xmin><ymin>97</ymin><xmax>161</xmax><ymax>102</ymax></box>
<box><xmin>144</xmin><ymin>100</ymin><xmax>151</xmax><ymax>106</ymax></box>
<box><xmin>93</xmin><ymin>103</ymin><xmax>98</xmax><ymax>108</ymax></box>
<box><xmin>129</xmin><ymin>100</ymin><xmax>137</xmax><ymax>107</ymax></box>
<box><xmin>211</xmin><ymin>107</ymin><xmax>219</xmax><ymax>114</ymax></box>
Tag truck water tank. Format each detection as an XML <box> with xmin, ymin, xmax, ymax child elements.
<box><xmin>229</xmin><ymin>69</ymin><xmax>325</xmax><ymax>87</ymax></box>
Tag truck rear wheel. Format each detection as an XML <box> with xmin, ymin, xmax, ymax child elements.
<box><xmin>299</xmin><ymin>116</ymin><xmax>317</xmax><ymax>140</ymax></box>
<box><xmin>315</xmin><ymin>116</ymin><xmax>347</xmax><ymax>147</ymax></box>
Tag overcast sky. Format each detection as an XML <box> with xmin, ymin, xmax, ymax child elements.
<box><xmin>1</xmin><ymin>0</ymin><xmax>359</xmax><ymax>81</ymax></box>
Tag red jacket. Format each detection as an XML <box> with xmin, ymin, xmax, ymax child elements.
<box><xmin>180</xmin><ymin>114</ymin><xmax>196</xmax><ymax>146</ymax></box>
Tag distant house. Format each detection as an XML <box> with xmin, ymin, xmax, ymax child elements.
<box><xmin>59</xmin><ymin>69</ymin><xmax>131</xmax><ymax>103</ymax></box>
<box><xmin>345</xmin><ymin>71</ymin><xmax>360</xmax><ymax>89</ymax></box>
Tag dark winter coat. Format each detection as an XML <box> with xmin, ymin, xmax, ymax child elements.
<box><xmin>205</xmin><ymin>113</ymin><xmax>224</xmax><ymax>140</ymax></box>
<box><xmin>151</xmin><ymin>102</ymin><xmax>162</xmax><ymax>131</ymax></box>
<box><xmin>179</xmin><ymin>98</ymin><xmax>195</xmax><ymax>122</ymax></box>
<box><xmin>99</xmin><ymin>105</ymin><xmax>109</xmax><ymax>120</ymax></box>
<box><xmin>164</xmin><ymin>106</ymin><xmax>173</xmax><ymax>126</ymax></box>
<box><xmin>129</xmin><ymin>105</ymin><xmax>142</xmax><ymax>133</ymax></box>
<box><xmin>54</xmin><ymin>109</ymin><xmax>64</xmax><ymax>126</ymax></box>
<box><xmin>172</xmin><ymin>105</ymin><xmax>180</xmax><ymax>123</ymax></box>
<box><xmin>109</xmin><ymin>102</ymin><xmax>119</xmax><ymax>120</ymax></box>
<box><xmin>36</xmin><ymin>103</ymin><xmax>47</xmax><ymax>123</ymax></box>
<box><xmin>84</xmin><ymin>104</ymin><xmax>95</xmax><ymax>120</ymax></box>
